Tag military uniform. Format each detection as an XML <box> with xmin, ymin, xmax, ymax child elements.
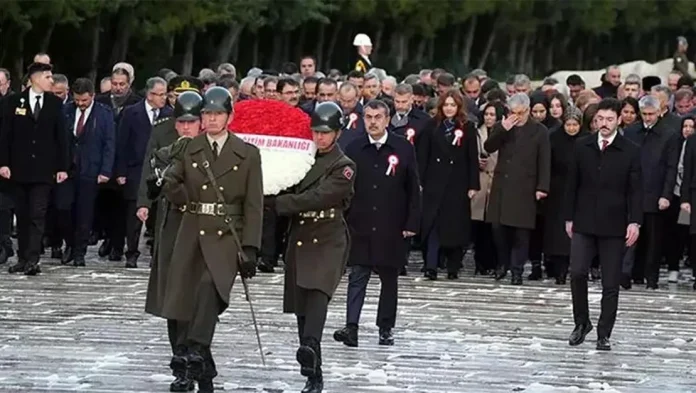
<box><xmin>353</xmin><ymin>54</ymin><xmax>372</xmax><ymax>74</ymax></box>
<box><xmin>673</xmin><ymin>51</ymin><xmax>689</xmax><ymax>77</ymax></box>
<box><xmin>273</xmin><ymin>101</ymin><xmax>356</xmax><ymax>393</ymax></box>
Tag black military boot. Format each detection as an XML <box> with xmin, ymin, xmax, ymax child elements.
<box><xmin>301</xmin><ymin>368</ymin><xmax>323</xmax><ymax>393</ymax></box>
<box><xmin>169</xmin><ymin>346</ymin><xmax>194</xmax><ymax>392</ymax></box>
<box><xmin>186</xmin><ymin>348</ymin><xmax>206</xmax><ymax>382</ymax></box>
<box><xmin>297</xmin><ymin>337</ymin><xmax>321</xmax><ymax>377</ymax></box>
<box><xmin>379</xmin><ymin>328</ymin><xmax>394</xmax><ymax>346</ymax></box>
<box><xmin>197</xmin><ymin>347</ymin><xmax>217</xmax><ymax>393</ymax></box>
<box><xmin>125</xmin><ymin>251</ymin><xmax>140</xmax><ymax>268</ymax></box>
<box><xmin>528</xmin><ymin>261</ymin><xmax>542</xmax><ymax>280</ymax></box>
<box><xmin>333</xmin><ymin>324</ymin><xmax>358</xmax><ymax>347</ymax></box>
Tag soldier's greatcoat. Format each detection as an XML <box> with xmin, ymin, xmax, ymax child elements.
<box><xmin>276</xmin><ymin>146</ymin><xmax>356</xmax><ymax>313</ymax></box>
<box><xmin>161</xmin><ymin>133</ymin><xmax>263</xmax><ymax>321</ymax></box>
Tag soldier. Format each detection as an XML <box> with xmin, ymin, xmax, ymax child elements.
<box><xmin>673</xmin><ymin>36</ymin><xmax>689</xmax><ymax>77</ymax></box>
<box><xmin>352</xmin><ymin>33</ymin><xmax>374</xmax><ymax>74</ymax></box>
<box><xmin>335</xmin><ymin>99</ymin><xmax>421</xmax><ymax>348</ymax></box>
<box><xmin>161</xmin><ymin>87</ymin><xmax>262</xmax><ymax>393</ymax></box>
<box><xmin>137</xmin><ymin>91</ymin><xmax>204</xmax><ymax>392</ymax></box>
<box><xmin>268</xmin><ymin>102</ymin><xmax>356</xmax><ymax>393</ymax></box>
<box><xmin>136</xmin><ymin>76</ymin><xmax>204</xmax><ymax>255</ymax></box>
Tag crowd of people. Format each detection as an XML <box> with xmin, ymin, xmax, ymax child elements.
<box><xmin>1</xmin><ymin>33</ymin><xmax>696</xmax><ymax>392</ymax></box>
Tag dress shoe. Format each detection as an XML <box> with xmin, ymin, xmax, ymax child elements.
<box><xmin>620</xmin><ymin>274</ymin><xmax>632</xmax><ymax>290</ymax></box>
<box><xmin>0</xmin><ymin>248</ymin><xmax>8</xmax><ymax>265</ymax></box>
<box><xmin>301</xmin><ymin>373</ymin><xmax>323</xmax><ymax>393</ymax></box>
<box><xmin>447</xmin><ymin>272</ymin><xmax>458</xmax><ymax>280</ymax></box>
<box><xmin>125</xmin><ymin>252</ymin><xmax>139</xmax><ymax>268</ymax></box>
<box><xmin>98</xmin><ymin>240</ymin><xmax>112</xmax><ymax>258</ymax></box>
<box><xmin>646</xmin><ymin>282</ymin><xmax>658</xmax><ymax>290</ymax></box>
<box><xmin>379</xmin><ymin>328</ymin><xmax>394</xmax><ymax>346</ymax></box>
<box><xmin>88</xmin><ymin>233</ymin><xmax>99</xmax><ymax>246</ymax></box>
<box><xmin>73</xmin><ymin>255</ymin><xmax>86</xmax><ymax>267</ymax></box>
<box><xmin>596</xmin><ymin>337</ymin><xmax>611</xmax><ymax>351</ymax></box>
<box><xmin>527</xmin><ymin>263</ymin><xmax>542</xmax><ymax>280</ymax></box>
<box><xmin>590</xmin><ymin>267</ymin><xmax>600</xmax><ymax>281</ymax></box>
<box><xmin>108</xmin><ymin>249</ymin><xmax>123</xmax><ymax>262</ymax></box>
<box><xmin>555</xmin><ymin>275</ymin><xmax>567</xmax><ymax>285</ymax></box>
<box><xmin>197</xmin><ymin>378</ymin><xmax>214</xmax><ymax>392</ymax></box>
<box><xmin>568</xmin><ymin>323</ymin><xmax>593</xmax><ymax>346</ymax></box>
<box><xmin>511</xmin><ymin>275</ymin><xmax>523</xmax><ymax>285</ymax></box>
<box><xmin>633</xmin><ymin>277</ymin><xmax>644</xmax><ymax>285</ymax></box>
<box><xmin>257</xmin><ymin>260</ymin><xmax>275</xmax><ymax>273</ymax></box>
<box><xmin>50</xmin><ymin>247</ymin><xmax>63</xmax><ymax>260</ymax></box>
<box><xmin>424</xmin><ymin>269</ymin><xmax>437</xmax><ymax>280</ymax></box>
<box><xmin>333</xmin><ymin>324</ymin><xmax>358</xmax><ymax>347</ymax></box>
<box><xmin>495</xmin><ymin>267</ymin><xmax>507</xmax><ymax>281</ymax></box>
<box><xmin>169</xmin><ymin>376</ymin><xmax>195</xmax><ymax>392</ymax></box>
<box><xmin>8</xmin><ymin>260</ymin><xmax>27</xmax><ymax>274</ymax></box>
<box><xmin>24</xmin><ymin>261</ymin><xmax>40</xmax><ymax>276</ymax></box>
<box><xmin>61</xmin><ymin>247</ymin><xmax>74</xmax><ymax>265</ymax></box>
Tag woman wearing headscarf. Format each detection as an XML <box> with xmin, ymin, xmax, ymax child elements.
<box><xmin>471</xmin><ymin>102</ymin><xmax>507</xmax><ymax>275</ymax></box>
<box><xmin>543</xmin><ymin>107</ymin><xmax>586</xmax><ymax>284</ymax></box>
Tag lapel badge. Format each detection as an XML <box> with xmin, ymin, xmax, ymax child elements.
<box><xmin>452</xmin><ymin>129</ymin><xmax>463</xmax><ymax>146</ymax></box>
<box><xmin>386</xmin><ymin>155</ymin><xmax>399</xmax><ymax>176</ymax></box>
<box><xmin>202</xmin><ymin>160</ymin><xmax>210</xmax><ymax>168</ymax></box>
<box><xmin>406</xmin><ymin>128</ymin><xmax>415</xmax><ymax>144</ymax></box>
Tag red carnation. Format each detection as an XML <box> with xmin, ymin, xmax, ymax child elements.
<box><xmin>229</xmin><ymin>99</ymin><xmax>312</xmax><ymax>140</ymax></box>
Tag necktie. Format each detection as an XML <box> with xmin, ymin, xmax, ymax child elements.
<box><xmin>212</xmin><ymin>141</ymin><xmax>219</xmax><ymax>160</ymax></box>
<box><xmin>601</xmin><ymin>139</ymin><xmax>609</xmax><ymax>151</ymax></box>
<box><xmin>151</xmin><ymin>108</ymin><xmax>159</xmax><ymax>124</ymax></box>
<box><xmin>76</xmin><ymin>109</ymin><xmax>86</xmax><ymax>136</ymax></box>
<box><xmin>33</xmin><ymin>96</ymin><xmax>41</xmax><ymax>121</ymax></box>
<box><xmin>374</xmin><ymin>142</ymin><xmax>382</xmax><ymax>150</ymax></box>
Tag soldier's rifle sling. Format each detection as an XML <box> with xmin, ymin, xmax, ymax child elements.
<box><xmin>200</xmin><ymin>155</ymin><xmax>266</xmax><ymax>367</ymax></box>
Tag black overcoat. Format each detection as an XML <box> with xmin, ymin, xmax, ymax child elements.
<box><xmin>417</xmin><ymin>119</ymin><xmax>480</xmax><ymax>247</ymax></box>
<box><xmin>344</xmin><ymin>133</ymin><xmax>421</xmax><ymax>268</ymax></box>
<box><xmin>680</xmin><ymin>136</ymin><xmax>696</xmax><ymax>234</ymax></box>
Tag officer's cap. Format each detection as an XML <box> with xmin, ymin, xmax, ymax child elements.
<box><xmin>168</xmin><ymin>76</ymin><xmax>204</xmax><ymax>94</ymax></box>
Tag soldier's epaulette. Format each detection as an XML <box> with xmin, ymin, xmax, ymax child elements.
<box><xmin>154</xmin><ymin>117</ymin><xmax>173</xmax><ymax>126</ymax></box>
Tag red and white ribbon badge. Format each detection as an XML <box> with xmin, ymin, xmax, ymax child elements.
<box><xmin>452</xmin><ymin>129</ymin><xmax>463</xmax><ymax>146</ymax></box>
<box><xmin>386</xmin><ymin>155</ymin><xmax>399</xmax><ymax>176</ymax></box>
<box><xmin>347</xmin><ymin>113</ymin><xmax>358</xmax><ymax>129</ymax></box>
<box><xmin>406</xmin><ymin>128</ymin><xmax>415</xmax><ymax>144</ymax></box>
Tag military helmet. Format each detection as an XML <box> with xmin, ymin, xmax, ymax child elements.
<box><xmin>174</xmin><ymin>91</ymin><xmax>203</xmax><ymax>121</ymax></box>
<box><xmin>201</xmin><ymin>86</ymin><xmax>233</xmax><ymax>114</ymax></box>
<box><xmin>310</xmin><ymin>102</ymin><xmax>344</xmax><ymax>132</ymax></box>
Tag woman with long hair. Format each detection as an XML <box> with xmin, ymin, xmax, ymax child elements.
<box><xmin>548</xmin><ymin>92</ymin><xmax>568</xmax><ymax>123</ymax></box>
<box><xmin>619</xmin><ymin>97</ymin><xmax>641</xmax><ymax>133</ymax></box>
<box><xmin>418</xmin><ymin>89</ymin><xmax>480</xmax><ymax>280</ymax></box>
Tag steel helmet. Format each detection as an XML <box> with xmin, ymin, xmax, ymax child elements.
<box><xmin>173</xmin><ymin>91</ymin><xmax>203</xmax><ymax>121</ymax></box>
<box><xmin>310</xmin><ymin>102</ymin><xmax>344</xmax><ymax>132</ymax></box>
<box><xmin>201</xmin><ymin>86</ymin><xmax>233</xmax><ymax>114</ymax></box>
<box><xmin>353</xmin><ymin>33</ymin><xmax>373</xmax><ymax>47</ymax></box>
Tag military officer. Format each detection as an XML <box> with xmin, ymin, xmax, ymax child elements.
<box><xmin>137</xmin><ymin>76</ymin><xmax>204</xmax><ymax>253</ymax></box>
<box><xmin>138</xmin><ymin>91</ymin><xmax>204</xmax><ymax>392</ymax></box>
<box><xmin>352</xmin><ymin>33</ymin><xmax>374</xmax><ymax>73</ymax></box>
<box><xmin>673</xmin><ymin>36</ymin><xmax>689</xmax><ymax>77</ymax></box>
<box><xmin>161</xmin><ymin>87</ymin><xmax>262</xmax><ymax>393</ymax></box>
<box><xmin>268</xmin><ymin>102</ymin><xmax>356</xmax><ymax>393</ymax></box>
<box><xmin>335</xmin><ymin>99</ymin><xmax>421</xmax><ymax>348</ymax></box>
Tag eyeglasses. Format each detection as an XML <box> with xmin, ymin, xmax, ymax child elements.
<box><xmin>149</xmin><ymin>91</ymin><xmax>166</xmax><ymax>97</ymax></box>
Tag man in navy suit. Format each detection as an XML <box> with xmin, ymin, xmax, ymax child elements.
<box><xmin>51</xmin><ymin>78</ymin><xmax>115</xmax><ymax>266</ymax></box>
<box><xmin>337</xmin><ymin>82</ymin><xmax>366</xmax><ymax>150</ymax></box>
<box><xmin>0</xmin><ymin>62</ymin><xmax>69</xmax><ymax>275</ymax></box>
<box><xmin>114</xmin><ymin>77</ymin><xmax>171</xmax><ymax>268</ymax></box>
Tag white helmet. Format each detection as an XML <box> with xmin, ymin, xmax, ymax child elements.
<box><xmin>353</xmin><ymin>33</ymin><xmax>373</xmax><ymax>47</ymax></box>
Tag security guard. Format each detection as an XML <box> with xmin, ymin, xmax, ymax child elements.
<box><xmin>138</xmin><ymin>76</ymin><xmax>204</xmax><ymax>255</ymax></box>
<box><xmin>336</xmin><ymin>99</ymin><xmax>421</xmax><ymax>347</ymax></box>
<box><xmin>138</xmin><ymin>91</ymin><xmax>204</xmax><ymax>392</ymax></box>
<box><xmin>161</xmin><ymin>87</ymin><xmax>263</xmax><ymax>393</ymax></box>
<box><xmin>269</xmin><ymin>102</ymin><xmax>356</xmax><ymax>393</ymax></box>
<box><xmin>673</xmin><ymin>36</ymin><xmax>689</xmax><ymax>77</ymax></box>
<box><xmin>352</xmin><ymin>33</ymin><xmax>374</xmax><ymax>73</ymax></box>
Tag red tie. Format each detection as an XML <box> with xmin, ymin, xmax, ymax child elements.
<box><xmin>76</xmin><ymin>110</ymin><xmax>86</xmax><ymax>136</ymax></box>
<box><xmin>601</xmin><ymin>139</ymin><xmax>609</xmax><ymax>151</ymax></box>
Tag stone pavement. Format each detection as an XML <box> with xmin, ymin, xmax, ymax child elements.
<box><xmin>1</xmin><ymin>249</ymin><xmax>695</xmax><ymax>392</ymax></box>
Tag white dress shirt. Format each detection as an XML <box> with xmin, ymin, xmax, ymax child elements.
<box><xmin>74</xmin><ymin>101</ymin><xmax>94</xmax><ymax>135</ymax></box>
<box><xmin>207</xmin><ymin>132</ymin><xmax>229</xmax><ymax>156</ymax></box>
<box><xmin>144</xmin><ymin>100</ymin><xmax>159</xmax><ymax>125</ymax></box>
<box><xmin>597</xmin><ymin>131</ymin><xmax>617</xmax><ymax>150</ymax></box>
<box><xmin>29</xmin><ymin>88</ymin><xmax>44</xmax><ymax>113</ymax></box>
<box><xmin>369</xmin><ymin>132</ymin><xmax>388</xmax><ymax>149</ymax></box>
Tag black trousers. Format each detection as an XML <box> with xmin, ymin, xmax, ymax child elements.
<box><xmin>0</xmin><ymin>191</ymin><xmax>13</xmax><ymax>253</ymax></box>
<box><xmin>492</xmin><ymin>224</ymin><xmax>530</xmax><ymax>276</ymax></box>
<box><xmin>570</xmin><ymin>232</ymin><xmax>623</xmax><ymax>339</ymax></box>
<box><xmin>187</xmin><ymin>268</ymin><xmax>224</xmax><ymax>347</ymax></box>
<box><xmin>472</xmin><ymin>220</ymin><xmax>497</xmax><ymax>272</ymax></box>
<box><xmin>113</xmin><ymin>199</ymin><xmax>142</xmax><ymax>257</ymax></box>
<box><xmin>346</xmin><ymin>265</ymin><xmax>399</xmax><ymax>329</ymax></box>
<box><xmin>630</xmin><ymin>212</ymin><xmax>664</xmax><ymax>284</ymax></box>
<box><xmin>295</xmin><ymin>288</ymin><xmax>329</xmax><ymax>342</ymax></box>
<box><xmin>528</xmin><ymin>214</ymin><xmax>544</xmax><ymax>262</ymax></box>
<box><xmin>260</xmin><ymin>202</ymin><xmax>287</xmax><ymax>266</ymax></box>
<box><xmin>53</xmin><ymin>178</ymin><xmax>99</xmax><ymax>256</ymax></box>
<box><xmin>663</xmin><ymin>195</ymin><xmax>688</xmax><ymax>272</ymax></box>
<box><xmin>424</xmin><ymin>230</ymin><xmax>463</xmax><ymax>273</ymax></box>
<box><xmin>14</xmin><ymin>183</ymin><xmax>52</xmax><ymax>263</ymax></box>
<box><xmin>96</xmin><ymin>188</ymin><xmax>125</xmax><ymax>249</ymax></box>
<box><xmin>689</xmin><ymin>235</ymin><xmax>696</xmax><ymax>277</ymax></box>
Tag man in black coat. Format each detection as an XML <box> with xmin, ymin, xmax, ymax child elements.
<box><xmin>564</xmin><ymin>98</ymin><xmax>642</xmax><ymax>351</ymax></box>
<box><xmin>335</xmin><ymin>99</ymin><xmax>421</xmax><ymax>348</ymax></box>
<box><xmin>0</xmin><ymin>63</ymin><xmax>69</xmax><ymax>275</ymax></box>
<box><xmin>0</xmin><ymin>90</ymin><xmax>15</xmax><ymax>265</ymax></box>
<box><xmin>622</xmin><ymin>95</ymin><xmax>679</xmax><ymax>289</ymax></box>
<box><xmin>387</xmin><ymin>83</ymin><xmax>430</xmax><ymax>152</ymax></box>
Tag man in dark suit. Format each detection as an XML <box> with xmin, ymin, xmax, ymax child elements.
<box><xmin>114</xmin><ymin>76</ymin><xmax>171</xmax><ymax>268</ymax></box>
<box><xmin>299</xmin><ymin>78</ymin><xmax>338</xmax><ymax>115</ymax></box>
<box><xmin>0</xmin><ymin>62</ymin><xmax>69</xmax><ymax>275</ymax></box>
<box><xmin>335</xmin><ymin>99</ymin><xmax>421</xmax><ymax>348</ymax></box>
<box><xmin>622</xmin><ymin>95</ymin><xmax>679</xmax><ymax>289</ymax></box>
<box><xmin>337</xmin><ymin>82</ymin><xmax>366</xmax><ymax>150</ymax></box>
<box><xmin>565</xmin><ymin>98</ymin><xmax>642</xmax><ymax>351</ymax></box>
<box><xmin>0</xmin><ymin>83</ymin><xmax>15</xmax><ymax>265</ymax></box>
<box><xmin>51</xmin><ymin>78</ymin><xmax>115</xmax><ymax>266</ymax></box>
<box><xmin>387</xmin><ymin>83</ymin><xmax>430</xmax><ymax>153</ymax></box>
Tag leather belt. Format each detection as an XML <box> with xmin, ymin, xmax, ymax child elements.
<box><xmin>299</xmin><ymin>208</ymin><xmax>338</xmax><ymax>219</ymax></box>
<box><xmin>180</xmin><ymin>202</ymin><xmax>243</xmax><ymax>216</ymax></box>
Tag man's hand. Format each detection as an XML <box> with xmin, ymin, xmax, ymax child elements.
<box><xmin>117</xmin><ymin>177</ymin><xmax>126</xmax><ymax>185</ymax></box>
<box><xmin>658</xmin><ymin>197</ymin><xmax>670</xmax><ymax>210</ymax></box>
<box><xmin>681</xmin><ymin>202</ymin><xmax>691</xmax><ymax>214</ymax></box>
<box><xmin>0</xmin><ymin>167</ymin><xmax>10</xmax><ymax>179</ymax></box>
<box><xmin>478</xmin><ymin>157</ymin><xmax>488</xmax><ymax>170</ymax></box>
<box><xmin>625</xmin><ymin>223</ymin><xmax>640</xmax><ymax>247</ymax></box>
<box><xmin>136</xmin><ymin>207</ymin><xmax>149</xmax><ymax>223</ymax></box>
<box><xmin>240</xmin><ymin>246</ymin><xmax>257</xmax><ymax>279</ymax></box>
<box><xmin>501</xmin><ymin>115</ymin><xmax>519</xmax><ymax>131</ymax></box>
<box><xmin>402</xmin><ymin>231</ymin><xmax>416</xmax><ymax>238</ymax></box>
<box><xmin>565</xmin><ymin>221</ymin><xmax>573</xmax><ymax>239</ymax></box>
<box><xmin>56</xmin><ymin>172</ymin><xmax>68</xmax><ymax>183</ymax></box>
<box><xmin>97</xmin><ymin>175</ymin><xmax>109</xmax><ymax>184</ymax></box>
<box><xmin>536</xmin><ymin>191</ymin><xmax>547</xmax><ymax>200</ymax></box>
<box><xmin>467</xmin><ymin>189</ymin><xmax>477</xmax><ymax>199</ymax></box>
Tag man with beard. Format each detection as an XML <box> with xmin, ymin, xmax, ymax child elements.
<box><xmin>160</xmin><ymin>87</ymin><xmax>262</xmax><ymax>393</ymax></box>
<box><xmin>267</xmin><ymin>102</ymin><xmax>355</xmax><ymax>393</ymax></box>
<box><xmin>140</xmin><ymin>91</ymin><xmax>204</xmax><ymax>392</ymax></box>
<box><xmin>388</xmin><ymin>83</ymin><xmax>430</xmax><ymax>150</ymax></box>
<box><xmin>337</xmin><ymin>82</ymin><xmax>366</xmax><ymax>149</ymax></box>
<box><xmin>278</xmin><ymin>78</ymin><xmax>301</xmax><ymax>108</ymax></box>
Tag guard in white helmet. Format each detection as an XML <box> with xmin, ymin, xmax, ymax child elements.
<box><xmin>352</xmin><ymin>33</ymin><xmax>373</xmax><ymax>73</ymax></box>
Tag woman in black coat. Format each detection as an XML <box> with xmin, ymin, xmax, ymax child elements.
<box><xmin>543</xmin><ymin>107</ymin><xmax>585</xmax><ymax>284</ymax></box>
<box><xmin>418</xmin><ymin>90</ymin><xmax>480</xmax><ymax>280</ymax></box>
